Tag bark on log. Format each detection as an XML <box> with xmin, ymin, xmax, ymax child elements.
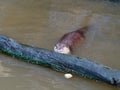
<box><xmin>0</xmin><ymin>34</ymin><xmax>120</xmax><ymax>86</ymax></box>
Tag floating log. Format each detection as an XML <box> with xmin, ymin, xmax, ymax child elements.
<box><xmin>0</xmin><ymin>34</ymin><xmax>120</xmax><ymax>86</ymax></box>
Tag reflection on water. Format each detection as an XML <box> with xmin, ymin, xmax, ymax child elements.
<box><xmin>0</xmin><ymin>0</ymin><xmax>120</xmax><ymax>90</ymax></box>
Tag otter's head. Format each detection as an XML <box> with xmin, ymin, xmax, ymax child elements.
<box><xmin>54</xmin><ymin>43</ymin><xmax>71</xmax><ymax>54</ymax></box>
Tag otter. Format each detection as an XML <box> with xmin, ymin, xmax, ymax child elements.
<box><xmin>54</xmin><ymin>26</ymin><xmax>88</xmax><ymax>54</ymax></box>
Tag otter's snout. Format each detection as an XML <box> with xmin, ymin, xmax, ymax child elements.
<box><xmin>54</xmin><ymin>44</ymin><xmax>71</xmax><ymax>54</ymax></box>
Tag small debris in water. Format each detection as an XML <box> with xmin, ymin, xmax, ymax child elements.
<box><xmin>64</xmin><ymin>73</ymin><xmax>73</xmax><ymax>79</ymax></box>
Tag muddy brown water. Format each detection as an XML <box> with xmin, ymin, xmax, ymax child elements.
<box><xmin>0</xmin><ymin>0</ymin><xmax>120</xmax><ymax>90</ymax></box>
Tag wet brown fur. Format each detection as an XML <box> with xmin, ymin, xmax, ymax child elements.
<box><xmin>57</xmin><ymin>26</ymin><xmax>88</xmax><ymax>52</ymax></box>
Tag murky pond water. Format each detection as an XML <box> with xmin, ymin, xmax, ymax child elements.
<box><xmin>0</xmin><ymin>0</ymin><xmax>120</xmax><ymax>90</ymax></box>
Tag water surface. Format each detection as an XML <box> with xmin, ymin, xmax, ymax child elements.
<box><xmin>0</xmin><ymin>0</ymin><xmax>120</xmax><ymax>90</ymax></box>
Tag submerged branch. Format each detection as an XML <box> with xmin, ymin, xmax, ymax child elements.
<box><xmin>0</xmin><ymin>34</ymin><xmax>120</xmax><ymax>86</ymax></box>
